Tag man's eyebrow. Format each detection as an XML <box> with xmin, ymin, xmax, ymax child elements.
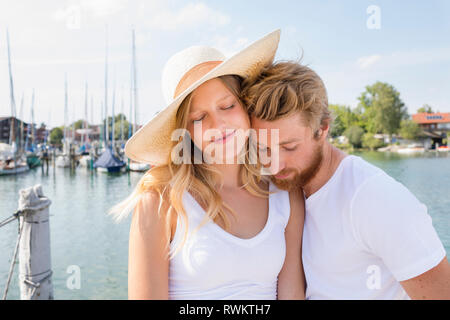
<box><xmin>257</xmin><ymin>138</ymin><xmax>301</xmax><ymax>148</ymax></box>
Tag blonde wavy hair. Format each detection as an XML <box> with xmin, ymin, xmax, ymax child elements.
<box><xmin>108</xmin><ymin>75</ymin><xmax>269</xmax><ymax>257</ymax></box>
<box><xmin>242</xmin><ymin>61</ymin><xmax>331</xmax><ymax>138</ymax></box>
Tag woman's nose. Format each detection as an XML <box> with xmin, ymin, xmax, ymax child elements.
<box><xmin>209</xmin><ymin>113</ymin><xmax>226</xmax><ymax>131</ymax></box>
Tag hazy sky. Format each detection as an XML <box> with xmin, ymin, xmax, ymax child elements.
<box><xmin>0</xmin><ymin>0</ymin><xmax>449</xmax><ymax>128</ymax></box>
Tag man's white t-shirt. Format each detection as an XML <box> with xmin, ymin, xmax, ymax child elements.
<box><xmin>302</xmin><ymin>155</ymin><xmax>446</xmax><ymax>299</ymax></box>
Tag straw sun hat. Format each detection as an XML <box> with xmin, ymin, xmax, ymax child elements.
<box><xmin>124</xmin><ymin>29</ymin><xmax>281</xmax><ymax>166</ymax></box>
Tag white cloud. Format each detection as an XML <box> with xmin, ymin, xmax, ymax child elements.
<box><xmin>356</xmin><ymin>47</ymin><xmax>450</xmax><ymax>71</ymax></box>
<box><xmin>356</xmin><ymin>54</ymin><xmax>381</xmax><ymax>69</ymax></box>
<box><xmin>80</xmin><ymin>0</ymin><xmax>127</xmax><ymax>17</ymax></box>
<box><xmin>149</xmin><ymin>2</ymin><xmax>230</xmax><ymax>30</ymax></box>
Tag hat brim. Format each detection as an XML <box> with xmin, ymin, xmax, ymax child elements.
<box><xmin>125</xmin><ymin>29</ymin><xmax>281</xmax><ymax>166</ymax></box>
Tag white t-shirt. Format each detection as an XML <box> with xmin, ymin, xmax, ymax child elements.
<box><xmin>169</xmin><ymin>182</ymin><xmax>291</xmax><ymax>299</ymax></box>
<box><xmin>302</xmin><ymin>155</ymin><xmax>446</xmax><ymax>299</ymax></box>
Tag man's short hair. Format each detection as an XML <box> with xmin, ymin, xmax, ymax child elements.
<box><xmin>242</xmin><ymin>61</ymin><xmax>331</xmax><ymax>138</ymax></box>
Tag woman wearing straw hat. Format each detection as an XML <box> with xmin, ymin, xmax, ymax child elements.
<box><xmin>109</xmin><ymin>30</ymin><xmax>305</xmax><ymax>300</ymax></box>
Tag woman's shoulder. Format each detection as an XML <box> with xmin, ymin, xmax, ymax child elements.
<box><xmin>133</xmin><ymin>189</ymin><xmax>172</xmax><ymax>226</ymax></box>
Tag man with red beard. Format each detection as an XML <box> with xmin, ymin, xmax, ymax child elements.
<box><xmin>243</xmin><ymin>61</ymin><xmax>450</xmax><ymax>299</ymax></box>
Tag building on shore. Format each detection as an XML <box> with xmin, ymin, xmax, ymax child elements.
<box><xmin>0</xmin><ymin>116</ymin><xmax>32</xmax><ymax>145</ymax></box>
<box><xmin>412</xmin><ymin>112</ymin><xmax>450</xmax><ymax>149</ymax></box>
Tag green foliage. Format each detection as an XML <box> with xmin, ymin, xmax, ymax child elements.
<box><xmin>329</xmin><ymin>104</ymin><xmax>360</xmax><ymax>137</ymax></box>
<box><xmin>362</xmin><ymin>133</ymin><xmax>385</xmax><ymax>150</ymax></box>
<box><xmin>417</xmin><ymin>104</ymin><xmax>433</xmax><ymax>113</ymax></box>
<box><xmin>357</xmin><ymin>82</ymin><xmax>408</xmax><ymax>135</ymax></box>
<box><xmin>344</xmin><ymin>125</ymin><xmax>365</xmax><ymax>148</ymax></box>
<box><xmin>102</xmin><ymin>113</ymin><xmax>131</xmax><ymax>141</ymax></box>
<box><xmin>72</xmin><ymin>119</ymin><xmax>85</xmax><ymax>130</ymax></box>
<box><xmin>399</xmin><ymin>119</ymin><xmax>421</xmax><ymax>140</ymax></box>
<box><xmin>49</xmin><ymin>127</ymin><xmax>63</xmax><ymax>146</ymax></box>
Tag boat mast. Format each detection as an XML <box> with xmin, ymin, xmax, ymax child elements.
<box><xmin>120</xmin><ymin>86</ymin><xmax>124</xmax><ymax>142</ymax></box>
<box><xmin>104</xmin><ymin>26</ymin><xmax>109</xmax><ymax>149</ymax></box>
<box><xmin>71</xmin><ymin>104</ymin><xmax>75</xmax><ymax>146</ymax></box>
<box><xmin>84</xmin><ymin>81</ymin><xmax>88</xmax><ymax>145</ymax></box>
<box><xmin>18</xmin><ymin>93</ymin><xmax>24</xmax><ymax>153</ymax></box>
<box><xmin>31</xmin><ymin>88</ymin><xmax>35</xmax><ymax>151</ymax></box>
<box><xmin>100</xmin><ymin>101</ymin><xmax>104</xmax><ymax>148</ymax></box>
<box><xmin>131</xmin><ymin>28</ymin><xmax>138</xmax><ymax>135</ymax></box>
<box><xmin>64</xmin><ymin>74</ymin><xmax>68</xmax><ymax>153</ymax></box>
<box><xmin>6</xmin><ymin>28</ymin><xmax>17</xmax><ymax>149</ymax></box>
<box><xmin>111</xmin><ymin>76</ymin><xmax>116</xmax><ymax>152</ymax></box>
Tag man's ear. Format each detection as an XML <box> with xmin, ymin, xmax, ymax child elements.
<box><xmin>316</xmin><ymin>121</ymin><xmax>330</xmax><ymax>141</ymax></box>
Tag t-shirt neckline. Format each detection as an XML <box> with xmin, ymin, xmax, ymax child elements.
<box><xmin>305</xmin><ymin>154</ymin><xmax>355</xmax><ymax>205</ymax></box>
<box><xmin>184</xmin><ymin>182</ymin><xmax>276</xmax><ymax>246</ymax></box>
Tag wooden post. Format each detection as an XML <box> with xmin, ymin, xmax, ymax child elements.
<box><xmin>17</xmin><ymin>184</ymin><xmax>53</xmax><ymax>300</ymax></box>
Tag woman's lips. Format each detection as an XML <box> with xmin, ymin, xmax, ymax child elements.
<box><xmin>212</xmin><ymin>130</ymin><xmax>236</xmax><ymax>143</ymax></box>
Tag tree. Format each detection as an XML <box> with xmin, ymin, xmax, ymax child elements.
<box><xmin>114</xmin><ymin>118</ymin><xmax>131</xmax><ymax>141</ymax></box>
<box><xmin>417</xmin><ymin>104</ymin><xmax>434</xmax><ymax>114</ymax></box>
<box><xmin>329</xmin><ymin>104</ymin><xmax>359</xmax><ymax>137</ymax></box>
<box><xmin>102</xmin><ymin>114</ymin><xmax>131</xmax><ymax>141</ymax></box>
<box><xmin>49</xmin><ymin>127</ymin><xmax>63</xmax><ymax>146</ymax></box>
<box><xmin>73</xmin><ymin>119</ymin><xmax>85</xmax><ymax>130</ymax></box>
<box><xmin>362</xmin><ymin>133</ymin><xmax>385</xmax><ymax>150</ymax></box>
<box><xmin>357</xmin><ymin>82</ymin><xmax>408</xmax><ymax>135</ymax></box>
<box><xmin>399</xmin><ymin>119</ymin><xmax>421</xmax><ymax>140</ymax></box>
<box><xmin>344</xmin><ymin>125</ymin><xmax>365</xmax><ymax>148</ymax></box>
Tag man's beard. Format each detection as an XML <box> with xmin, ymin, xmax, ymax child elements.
<box><xmin>271</xmin><ymin>143</ymin><xmax>323</xmax><ymax>191</ymax></box>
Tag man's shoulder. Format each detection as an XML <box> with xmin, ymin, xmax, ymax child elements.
<box><xmin>346</xmin><ymin>156</ymin><xmax>424</xmax><ymax>217</ymax></box>
<box><xmin>337</xmin><ymin>155</ymin><xmax>387</xmax><ymax>194</ymax></box>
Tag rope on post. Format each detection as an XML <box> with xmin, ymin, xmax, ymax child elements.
<box><xmin>2</xmin><ymin>212</ymin><xmax>26</xmax><ymax>300</ymax></box>
<box><xmin>23</xmin><ymin>271</ymin><xmax>53</xmax><ymax>298</ymax></box>
<box><xmin>0</xmin><ymin>210</ymin><xmax>24</xmax><ymax>229</ymax></box>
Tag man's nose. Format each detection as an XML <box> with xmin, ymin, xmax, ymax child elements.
<box><xmin>271</xmin><ymin>161</ymin><xmax>285</xmax><ymax>175</ymax></box>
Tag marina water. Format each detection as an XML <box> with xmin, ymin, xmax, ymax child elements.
<box><xmin>0</xmin><ymin>151</ymin><xmax>449</xmax><ymax>299</ymax></box>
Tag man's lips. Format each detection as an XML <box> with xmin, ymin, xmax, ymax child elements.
<box><xmin>274</xmin><ymin>172</ymin><xmax>292</xmax><ymax>179</ymax></box>
<box><xmin>211</xmin><ymin>130</ymin><xmax>236</xmax><ymax>143</ymax></box>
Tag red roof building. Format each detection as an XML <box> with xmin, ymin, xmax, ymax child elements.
<box><xmin>412</xmin><ymin>112</ymin><xmax>450</xmax><ymax>131</ymax></box>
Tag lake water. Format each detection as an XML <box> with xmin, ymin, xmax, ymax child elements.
<box><xmin>0</xmin><ymin>151</ymin><xmax>449</xmax><ymax>299</ymax></box>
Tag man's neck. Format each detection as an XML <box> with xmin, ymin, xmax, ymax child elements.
<box><xmin>302</xmin><ymin>142</ymin><xmax>347</xmax><ymax>199</ymax></box>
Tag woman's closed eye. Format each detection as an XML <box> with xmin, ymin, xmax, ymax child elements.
<box><xmin>192</xmin><ymin>114</ymin><xmax>206</xmax><ymax>123</ymax></box>
<box><xmin>221</xmin><ymin>104</ymin><xmax>234</xmax><ymax>110</ymax></box>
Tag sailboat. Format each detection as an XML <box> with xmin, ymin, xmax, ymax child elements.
<box><xmin>93</xmin><ymin>27</ymin><xmax>125</xmax><ymax>173</ymax></box>
<box><xmin>56</xmin><ymin>74</ymin><xmax>71</xmax><ymax>167</ymax></box>
<box><xmin>78</xmin><ymin>82</ymin><xmax>94</xmax><ymax>168</ymax></box>
<box><xmin>1</xmin><ymin>29</ymin><xmax>29</xmax><ymax>175</ymax></box>
<box><xmin>0</xmin><ymin>143</ymin><xmax>29</xmax><ymax>175</ymax></box>
<box><xmin>25</xmin><ymin>88</ymin><xmax>42</xmax><ymax>168</ymax></box>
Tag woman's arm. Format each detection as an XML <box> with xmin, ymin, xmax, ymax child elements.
<box><xmin>277</xmin><ymin>188</ymin><xmax>306</xmax><ymax>299</ymax></box>
<box><xmin>128</xmin><ymin>191</ymin><xmax>171</xmax><ymax>299</ymax></box>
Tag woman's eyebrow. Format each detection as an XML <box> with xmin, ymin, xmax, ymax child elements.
<box><xmin>216</xmin><ymin>94</ymin><xmax>232</xmax><ymax>103</ymax></box>
<box><xmin>189</xmin><ymin>94</ymin><xmax>233</xmax><ymax>114</ymax></box>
